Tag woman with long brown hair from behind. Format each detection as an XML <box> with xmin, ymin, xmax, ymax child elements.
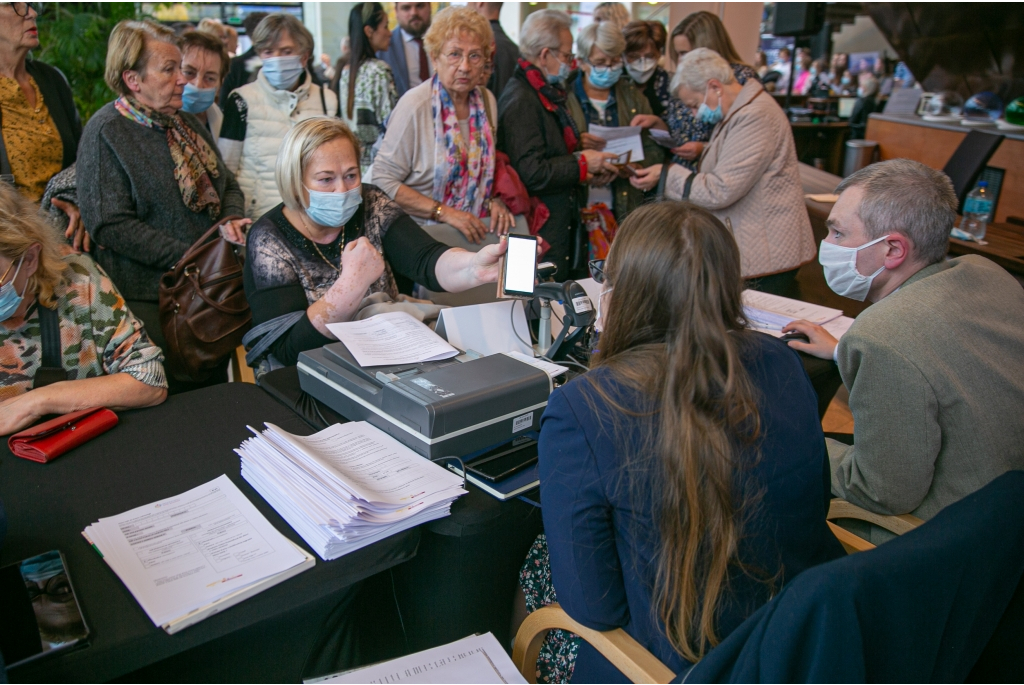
<box><xmin>518</xmin><ymin>201</ymin><xmax>843</xmax><ymax>682</ymax></box>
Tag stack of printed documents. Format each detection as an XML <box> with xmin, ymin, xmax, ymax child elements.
<box><xmin>82</xmin><ymin>475</ymin><xmax>314</xmax><ymax>634</ymax></box>
<box><xmin>742</xmin><ymin>290</ymin><xmax>855</xmax><ymax>340</ymax></box>
<box><xmin>236</xmin><ymin>421</ymin><xmax>468</xmax><ymax>561</ymax></box>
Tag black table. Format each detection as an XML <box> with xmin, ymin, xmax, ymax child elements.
<box><xmin>0</xmin><ymin>384</ymin><xmax>419</xmax><ymax>683</ymax></box>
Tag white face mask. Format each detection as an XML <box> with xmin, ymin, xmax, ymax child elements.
<box><xmin>595</xmin><ymin>286</ymin><xmax>613</xmax><ymax>332</ymax></box>
<box><xmin>818</xmin><ymin>234</ymin><xmax>890</xmax><ymax>301</ymax></box>
<box><xmin>626</xmin><ymin>57</ymin><xmax>657</xmax><ymax>84</ymax></box>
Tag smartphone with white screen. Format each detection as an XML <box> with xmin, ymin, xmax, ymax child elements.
<box><xmin>501</xmin><ymin>234</ymin><xmax>538</xmax><ymax>298</ymax></box>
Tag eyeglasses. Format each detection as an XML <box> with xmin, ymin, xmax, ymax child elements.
<box><xmin>443</xmin><ymin>50</ymin><xmax>485</xmax><ymax>67</ymax></box>
<box><xmin>551</xmin><ymin>48</ymin><xmax>575</xmax><ymax>63</ymax></box>
<box><xmin>588</xmin><ymin>259</ymin><xmax>606</xmax><ymax>284</ymax></box>
<box><xmin>8</xmin><ymin>2</ymin><xmax>41</xmax><ymax>17</ymax></box>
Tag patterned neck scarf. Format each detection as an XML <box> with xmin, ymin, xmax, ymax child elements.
<box><xmin>430</xmin><ymin>76</ymin><xmax>495</xmax><ymax>218</ymax></box>
<box><xmin>516</xmin><ymin>58</ymin><xmax>580</xmax><ymax>153</ymax></box>
<box><xmin>114</xmin><ymin>96</ymin><xmax>221</xmax><ymax>218</ymax></box>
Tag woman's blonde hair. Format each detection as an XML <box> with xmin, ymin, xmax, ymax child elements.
<box><xmin>593</xmin><ymin>2</ymin><xmax>631</xmax><ymax>27</ymax></box>
<box><xmin>276</xmin><ymin>117</ymin><xmax>362</xmax><ymax>212</ymax></box>
<box><xmin>104</xmin><ymin>20</ymin><xmax>177</xmax><ymax>96</ymax></box>
<box><xmin>0</xmin><ymin>185</ymin><xmax>67</xmax><ymax>309</ymax></box>
<box><xmin>423</xmin><ymin>6</ymin><xmax>494</xmax><ymax>62</ymax></box>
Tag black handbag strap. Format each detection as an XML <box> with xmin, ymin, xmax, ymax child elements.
<box><xmin>656</xmin><ymin>163</ymin><xmax>696</xmax><ymax>201</ymax></box>
<box><xmin>33</xmin><ymin>303</ymin><xmax>70</xmax><ymax>388</ymax></box>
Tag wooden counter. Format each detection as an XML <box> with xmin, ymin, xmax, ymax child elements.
<box><xmin>865</xmin><ymin>113</ymin><xmax>1024</xmax><ymax>224</ymax></box>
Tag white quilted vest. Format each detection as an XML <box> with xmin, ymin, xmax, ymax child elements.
<box><xmin>235</xmin><ymin>70</ymin><xmax>339</xmax><ymax>219</ymax></box>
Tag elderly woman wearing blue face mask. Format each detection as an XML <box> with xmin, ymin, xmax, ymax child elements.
<box><xmin>565</xmin><ymin>20</ymin><xmax>663</xmax><ymax>224</ymax></box>
<box><xmin>243</xmin><ymin>117</ymin><xmax>509</xmax><ymax>372</ymax></box>
<box><xmin>631</xmin><ymin>48</ymin><xmax>814</xmax><ymax>297</ymax></box>
<box><xmin>177</xmin><ymin>31</ymin><xmax>229</xmax><ymax>142</ymax></box>
<box><xmin>218</xmin><ymin>13</ymin><xmax>339</xmax><ymax>220</ymax></box>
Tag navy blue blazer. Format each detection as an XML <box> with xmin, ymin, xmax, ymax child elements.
<box><xmin>377</xmin><ymin>33</ymin><xmax>411</xmax><ymax>99</ymax></box>
<box><xmin>539</xmin><ymin>332</ymin><xmax>844</xmax><ymax>683</ymax></box>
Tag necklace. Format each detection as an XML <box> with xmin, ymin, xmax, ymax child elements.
<box><xmin>299</xmin><ymin>214</ymin><xmax>343</xmax><ymax>273</ymax></box>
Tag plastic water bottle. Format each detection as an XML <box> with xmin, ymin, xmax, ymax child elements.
<box><xmin>962</xmin><ymin>181</ymin><xmax>992</xmax><ymax>240</ymax></box>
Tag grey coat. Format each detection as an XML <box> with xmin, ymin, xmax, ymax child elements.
<box><xmin>78</xmin><ymin>102</ymin><xmax>244</xmax><ymax>301</ymax></box>
<box><xmin>828</xmin><ymin>256</ymin><xmax>1024</xmax><ymax>542</ymax></box>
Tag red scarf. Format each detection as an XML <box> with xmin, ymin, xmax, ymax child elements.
<box><xmin>517</xmin><ymin>58</ymin><xmax>580</xmax><ymax>153</ymax></box>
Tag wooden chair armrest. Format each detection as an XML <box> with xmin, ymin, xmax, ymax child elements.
<box><xmin>828</xmin><ymin>498</ymin><xmax>924</xmax><ymax>536</ymax></box>
<box><xmin>232</xmin><ymin>345</ymin><xmax>256</xmax><ymax>384</ymax></box>
<box><xmin>828</xmin><ymin>521</ymin><xmax>875</xmax><ymax>553</ymax></box>
<box><xmin>512</xmin><ymin>604</ymin><xmax>675</xmax><ymax>684</ymax></box>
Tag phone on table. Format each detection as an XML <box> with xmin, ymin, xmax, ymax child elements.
<box><xmin>466</xmin><ymin>439</ymin><xmax>539</xmax><ymax>482</ymax></box>
<box><xmin>498</xmin><ymin>234</ymin><xmax>539</xmax><ymax>299</ymax></box>
<box><xmin>0</xmin><ymin>550</ymin><xmax>90</xmax><ymax>669</ymax></box>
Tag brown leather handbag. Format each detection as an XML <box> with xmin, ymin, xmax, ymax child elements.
<box><xmin>159</xmin><ymin>218</ymin><xmax>251</xmax><ymax>382</ymax></box>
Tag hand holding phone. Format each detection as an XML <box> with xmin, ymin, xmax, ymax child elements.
<box><xmin>498</xmin><ymin>234</ymin><xmax>539</xmax><ymax>299</ymax></box>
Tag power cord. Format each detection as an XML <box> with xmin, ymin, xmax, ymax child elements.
<box><xmin>511</xmin><ymin>299</ymin><xmax>535</xmax><ymax>349</ymax></box>
<box><xmin>430</xmin><ymin>455</ymin><xmax>467</xmax><ymax>490</ymax></box>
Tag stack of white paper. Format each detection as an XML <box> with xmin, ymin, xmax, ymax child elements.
<box><xmin>236</xmin><ymin>422</ymin><xmax>468</xmax><ymax>561</ymax></box>
<box><xmin>82</xmin><ymin>475</ymin><xmax>314</xmax><ymax>633</ymax></box>
<box><xmin>742</xmin><ymin>290</ymin><xmax>843</xmax><ymax>329</ymax></box>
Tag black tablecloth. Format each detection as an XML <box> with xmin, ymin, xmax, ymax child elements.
<box><xmin>0</xmin><ymin>384</ymin><xmax>419</xmax><ymax>683</ymax></box>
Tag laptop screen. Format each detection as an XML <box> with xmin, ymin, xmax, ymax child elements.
<box><xmin>838</xmin><ymin>97</ymin><xmax>857</xmax><ymax>118</ymax></box>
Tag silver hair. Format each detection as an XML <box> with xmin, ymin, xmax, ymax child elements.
<box><xmin>519</xmin><ymin>9</ymin><xmax>572</xmax><ymax>61</ymax></box>
<box><xmin>252</xmin><ymin>13</ymin><xmax>314</xmax><ymax>57</ymax></box>
<box><xmin>670</xmin><ymin>47</ymin><xmax>734</xmax><ymax>96</ymax></box>
<box><xmin>835</xmin><ymin>158</ymin><xmax>957</xmax><ymax>265</ymax></box>
<box><xmin>577</xmin><ymin>18</ymin><xmax>626</xmax><ymax>62</ymax></box>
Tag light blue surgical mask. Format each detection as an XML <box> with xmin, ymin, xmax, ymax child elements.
<box><xmin>0</xmin><ymin>255</ymin><xmax>26</xmax><ymax>322</ymax></box>
<box><xmin>587</xmin><ymin>64</ymin><xmax>622</xmax><ymax>89</ymax></box>
<box><xmin>261</xmin><ymin>55</ymin><xmax>305</xmax><ymax>90</ymax></box>
<box><xmin>548</xmin><ymin>59</ymin><xmax>570</xmax><ymax>84</ymax></box>
<box><xmin>180</xmin><ymin>83</ymin><xmax>217</xmax><ymax>114</ymax></box>
<box><xmin>305</xmin><ymin>185</ymin><xmax>362</xmax><ymax>228</ymax></box>
<box><xmin>697</xmin><ymin>90</ymin><xmax>724</xmax><ymax>125</ymax></box>
<box><xmin>595</xmin><ymin>286</ymin><xmax>613</xmax><ymax>332</ymax></box>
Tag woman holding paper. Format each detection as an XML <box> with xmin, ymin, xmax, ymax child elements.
<box><xmin>370</xmin><ymin>6</ymin><xmax>515</xmax><ymax>244</ymax></box>
<box><xmin>565</xmin><ymin>20</ymin><xmax>664</xmax><ymax>223</ymax></box>
<box><xmin>243</xmin><ymin>117</ymin><xmax>507</xmax><ymax>372</ymax></box>
<box><xmin>629</xmin><ymin>49</ymin><xmax>815</xmax><ymax>294</ymax></box>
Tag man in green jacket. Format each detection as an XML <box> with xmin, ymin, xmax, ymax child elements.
<box><xmin>785</xmin><ymin>159</ymin><xmax>1024</xmax><ymax>544</ymax></box>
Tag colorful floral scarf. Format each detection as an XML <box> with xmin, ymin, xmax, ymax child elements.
<box><xmin>430</xmin><ymin>76</ymin><xmax>495</xmax><ymax>218</ymax></box>
<box><xmin>114</xmin><ymin>96</ymin><xmax>222</xmax><ymax>218</ymax></box>
<box><xmin>517</xmin><ymin>58</ymin><xmax>580</xmax><ymax>153</ymax></box>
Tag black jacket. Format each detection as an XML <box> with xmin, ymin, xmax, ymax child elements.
<box><xmin>488</xmin><ymin>20</ymin><xmax>520</xmax><ymax>100</ymax></box>
<box><xmin>497</xmin><ymin>67</ymin><xmax>583</xmax><ymax>275</ymax></box>
<box><xmin>22</xmin><ymin>59</ymin><xmax>81</xmax><ymax>170</ymax></box>
<box><xmin>683</xmin><ymin>471</ymin><xmax>1024</xmax><ymax>683</ymax></box>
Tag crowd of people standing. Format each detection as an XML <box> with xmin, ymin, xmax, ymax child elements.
<box><xmin>3</xmin><ymin>2</ymin><xmax>1023</xmax><ymax>683</ymax></box>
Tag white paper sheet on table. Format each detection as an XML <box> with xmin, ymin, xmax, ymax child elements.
<box><xmin>436</xmin><ymin>300</ymin><xmax>533</xmax><ymax>357</ymax></box>
<box><xmin>82</xmin><ymin>475</ymin><xmax>309</xmax><ymax>628</ymax></box>
<box><xmin>325</xmin><ymin>311</ymin><xmax>458</xmax><ymax>367</ymax></box>
<box><xmin>308</xmin><ymin>632</ymin><xmax>527</xmax><ymax>684</ymax></box>
<box><xmin>649</xmin><ymin>128</ymin><xmax>676</xmax><ymax>148</ymax></box>
<box><xmin>589</xmin><ymin>124</ymin><xmax>645</xmax><ymax>162</ymax></box>
<box><xmin>503</xmin><ymin>350</ymin><xmax>567</xmax><ymax>377</ymax></box>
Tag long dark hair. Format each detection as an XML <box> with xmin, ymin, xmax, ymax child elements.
<box><xmin>591</xmin><ymin>201</ymin><xmax>761</xmax><ymax>662</ymax></box>
<box><xmin>345</xmin><ymin>2</ymin><xmax>387</xmax><ymax>120</ymax></box>
<box><xmin>670</xmin><ymin>11</ymin><xmax>747</xmax><ymax>67</ymax></box>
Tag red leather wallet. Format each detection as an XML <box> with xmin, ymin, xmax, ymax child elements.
<box><xmin>8</xmin><ymin>408</ymin><xmax>118</xmax><ymax>463</ymax></box>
